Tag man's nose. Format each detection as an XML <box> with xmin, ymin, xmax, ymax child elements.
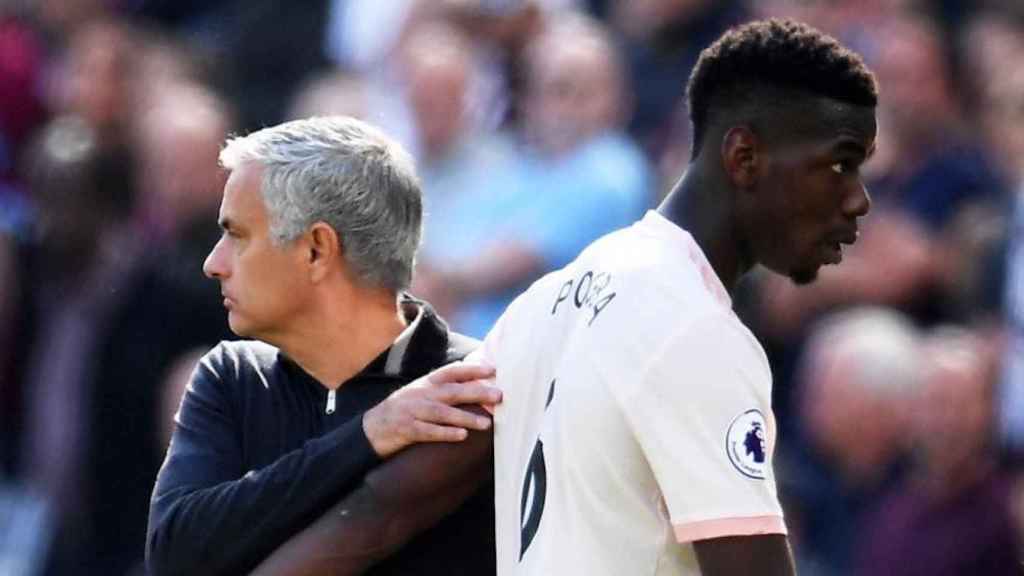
<box><xmin>844</xmin><ymin>182</ymin><xmax>871</xmax><ymax>219</ymax></box>
<box><xmin>203</xmin><ymin>237</ymin><xmax>227</xmax><ymax>279</ymax></box>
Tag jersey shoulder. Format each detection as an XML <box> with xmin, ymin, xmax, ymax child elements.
<box><xmin>577</xmin><ymin>216</ymin><xmax>727</xmax><ymax>332</ymax></box>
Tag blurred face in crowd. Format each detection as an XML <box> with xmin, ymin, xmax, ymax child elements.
<box><xmin>741</xmin><ymin>97</ymin><xmax>875</xmax><ymax>284</ymax></box>
<box><xmin>203</xmin><ymin>163</ymin><xmax>311</xmax><ymax>341</ymax></box>
<box><xmin>913</xmin><ymin>337</ymin><xmax>994</xmax><ymax>476</ymax></box>
<box><xmin>404</xmin><ymin>35</ymin><xmax>470</xmax><ymax>160</ymax></box>
<box><xmin>139</xmin><ymin>94</ymin><xmax>228</xmax><ymax>231</ymax></box>
<box><xmin>37</xmin><ymin>0</ymin><xmax>105</xmax><ymax>35</ymax></box>
<box><xmin>63</xmin><ymin>19</ymin><xmax>134</xmax><ymax>133</ymax></box>
<box><xmin>964</xmin><ymin>13</ymin><xmax>1024</xmax><ymax>99</ymax></box>
<box><xmin>802</xmin><ymin>343</ymin><xmax>906</xmax><ymax>481</ymax></box>
<box><xmin>873</xmin><ymin>19</ymin><xmax>952</xmax><ymax>142</ymax></box>
<box><xmin>524</xmin><ymin>32</ymin><xmax>623</xmax><ymax>156</ymax></box>
<box><xmin>612</xmin><ymin>0</ymin><xmax>712</xmax><ymax>38</ymax></box>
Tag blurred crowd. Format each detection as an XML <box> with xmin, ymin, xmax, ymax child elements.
<box><xmin>0</xmin><ymin>0</ymin><xmax>1022</xmax><ymax>574</ymax></box>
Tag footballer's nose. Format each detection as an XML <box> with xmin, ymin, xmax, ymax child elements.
<box><xmin>843</xmin><ymin>182</ymin><xmax>871</xmax><ymax>219</ymax></box>
<box><xmin>203</xmin><ymin>236</ymin><xmax>229</xmax><ymax>280</ymax></box>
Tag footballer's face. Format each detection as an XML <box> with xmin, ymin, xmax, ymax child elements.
<box><xmin>748</xmin><ymin>99</ymin><xmax>876</xmax><ymax>285</ymax></box>
<box><xmin>203</xmin><ymin>162</ymin><xmax>310</xmax><ymax>341</ymax></box>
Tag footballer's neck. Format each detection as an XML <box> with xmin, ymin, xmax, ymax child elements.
<box><xmin>274</xmin><ymin>286</ymin><xmax>407</xmax><ymax>390</ymax></box>
<box><xmin>658</xmin><ymin>161</ymin><xmax>748</xmax><ymax>294</ymax></box>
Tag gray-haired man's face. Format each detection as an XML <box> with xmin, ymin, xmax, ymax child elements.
<box><xmin>203</xmin><ymin>163</ymin><xmax>311</xmax><ymax>341</ymax></box>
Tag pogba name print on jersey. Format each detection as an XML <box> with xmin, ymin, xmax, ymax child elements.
<box><xmin>550</xmin><ymin>270</ymin><xmax>617</xmax><ymax>326</ymax></box>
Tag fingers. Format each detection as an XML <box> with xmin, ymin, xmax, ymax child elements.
<box><xmin>409</xmin><ymin>421</ymin><xmax>469</xmax><ymax>443</ymax></box>
<box><xmin>431</xmin><ymin>380</ymin><xmax>502</xmax><ymax>406</ymax></box>
<box><xmin>362</xmin><ymin>364</ymin><xmax>501</xmax><ymax>458</ymax></box>
<box><xmin>363</xmin><ymin>401</ymin><xmax>487</xmax><ymax>458</ymax></box>
<box><xmin>415</xmin><ymin>400</ymin><xmax>492</xmax><ymax>432</ymax></box>
<box><xmin>425</xmin><ymin>362</ymin><xmax>495</xmax><ymax>386</ymax></box>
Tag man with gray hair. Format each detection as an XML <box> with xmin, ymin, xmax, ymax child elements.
<box><xmin>146</xmin><ymin>116</ymin><xmax>500</xmax><ymax>575</ymax></box>
<box><xmin>789</xmin><ymin>306</ymin><xmax>922</xmax><ymax>574</ymax></box>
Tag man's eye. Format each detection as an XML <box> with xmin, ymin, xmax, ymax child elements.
<box><xmin>830</xmin><ymin>162</ymin><xmax>846</xmax><ymax>174</ymax></box>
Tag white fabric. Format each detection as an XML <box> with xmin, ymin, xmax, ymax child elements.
<box><xmin>472</xmin><ymin>211</ymin><xmax>786</xmax><ymax>576</ymax></box>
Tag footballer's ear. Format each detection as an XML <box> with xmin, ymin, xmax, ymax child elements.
<box><xmin>307</xmin><ymin>222</ymin><xmax>341</xmax><ymax>282</ymax></box>
<box><xmin>721</xmin><ymin>126</ymin><xmax>759</xmax><ymax>189</ymax></box>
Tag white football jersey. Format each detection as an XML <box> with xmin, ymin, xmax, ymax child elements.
<box><xmin>471</xmin><ymin>211</ymin><xmax>787</xmax><ymax>575</ymax></box>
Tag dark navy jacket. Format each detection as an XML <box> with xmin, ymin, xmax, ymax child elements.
<box><xmin>146</xmin><ymin>301</ymin><xmax>493</xmax><ymax>575</ymax></box>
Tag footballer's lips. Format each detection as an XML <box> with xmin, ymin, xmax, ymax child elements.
<box><xmin>822</xmin><ymin>230</ymin><xmax>859</xmax><ymax>264</ymax></box>
<box><xmin>221</xmin><ymin>291</ymin><xmax>235</xmax><ymax>309</ymax></box>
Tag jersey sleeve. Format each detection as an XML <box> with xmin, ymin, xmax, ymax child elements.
<box><xmin>618</xmin><ymin>313</ymin><xmax>787</xmax><ymax>543</ymax></box>
<box><xmin>463</xmin><ymin>299</ymin><xmax>512</xmax><ymax>416</ymax></box>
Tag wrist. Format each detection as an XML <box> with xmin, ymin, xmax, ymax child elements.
<box><xmin>362</xmin><ymin>409</ymin><xmax>390</xmax><ymax>458</ymax></box>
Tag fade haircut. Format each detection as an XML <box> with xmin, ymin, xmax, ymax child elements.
<box><xmin>220</xmin><ymin>116</ymin><xmax>422</xmax><ymax>292</ymax></box>
<box><xmin>686</xmin><ymin>19</ymin><xmax>879</xmax><ymax>159</ymax></box>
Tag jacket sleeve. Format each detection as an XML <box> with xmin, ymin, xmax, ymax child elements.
<box><xmin>145</xmin><ymin>345</ymin><xmax>381</xmax><ymax>576</ymax></box>
<box><xmin>249</xmin><ymin>405</ymin><xmax>494</xmax><ymax>576</ymax></box>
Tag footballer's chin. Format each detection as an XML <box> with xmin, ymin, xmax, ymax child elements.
<box><xmin>787</xmin><ymin>264</ymin><xmax>820</xmax><ymax>286</ymax></box>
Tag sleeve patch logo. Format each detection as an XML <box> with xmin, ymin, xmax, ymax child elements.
<box><xmin>726</xmin><ymin>409</ymin><xmax>768</xmax><ymax>480</ymax></box>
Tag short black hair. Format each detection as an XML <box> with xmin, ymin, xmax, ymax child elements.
<box><xmin>686</xmin><ymin>19</ymin><xmax>878</xmax><ymax>158</ymax></box>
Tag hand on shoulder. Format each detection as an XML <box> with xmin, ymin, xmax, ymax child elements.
<box><xmin>362</xmin><ymin>363</ymin><xmax>500</xmax><ymax>458</ymax></box>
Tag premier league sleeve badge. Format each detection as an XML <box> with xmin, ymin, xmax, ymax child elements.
<box><xmin>726</xmin><ymin>409</ymin><xmax>768</xmax><ymax>480</ymax></box>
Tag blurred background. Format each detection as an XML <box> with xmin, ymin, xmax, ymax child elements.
<box><xmin>0</xmin><ymin>0</ymin><xmax>1022</xmax><ymax>574</ymax></box>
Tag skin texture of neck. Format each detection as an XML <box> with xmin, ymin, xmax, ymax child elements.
<box><xmin>657</xmin><ymin>159</ymin><xmax>749</xmax><ymax>294</ymax></box>
<box><xmin>273</xmin><ymin>284</ymin><xmax>407</xmax><ymax>390</ymax></box>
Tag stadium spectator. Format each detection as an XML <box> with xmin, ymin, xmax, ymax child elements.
<box><xmin>53</xmin><ymin>17</ymin><xmax>141</xmax><ymax>149</ymax></box>
<box><xmin>60</xmin><ymin>84</ymin><xmax>237</xmax><ymax>574</ymax></box>
<box><xmin>782</xmin><ymin>307</ymin><xmax>921</xmax><ymax>576</ymax></box>
<box><xmin>414</xmin><ymin>12</ymin><xmax>651</xmax><ymax>337</ymax></box>
<box><xmin>609</xmin><ymin>0</ymin><xmax>749</xmax><ymax>176</ymax></box>
<box><xmin>11</xmin><ymin>116</ymin><xmax>138</xmax><ymax>574</ymax></box>
<box><xmin>286</xmin><ymin>71</ymin><xmax>369</xmax><ymax>122</ymax></box>
<box><xmin>398</xmin><ymin>21</ymin><xmax>520</xmax><ymax>320</ymax></box>
<box><xmin>867</xmin><ymin>16</ymin><xmax>1003</xmax><ymax>233</ymax></box>
<box><xmin>857</xmin><ymin>327</ymin><xmax>1022</xmax><ymax>575</ymax></box>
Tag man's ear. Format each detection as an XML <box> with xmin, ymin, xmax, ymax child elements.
<box><xmin>721</xmin><ymin>126</ymin><xmax>759</xmax><ymax>189</ymax></box>
<box><xmin>307</xmin><ymin>222</ymin><xmax>341</xmax><ymax>283</ymax></box>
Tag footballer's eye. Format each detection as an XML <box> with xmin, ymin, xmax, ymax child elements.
<box><xmin>830</xmin><ymin>162</ymin><xmax>845</xmax><ymax>174</ymax></box>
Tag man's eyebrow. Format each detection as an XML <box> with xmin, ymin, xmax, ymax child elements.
<box><xmin>833</xmin><ymin>139</ymin><xmax>872</xmax><ymax>159</ymax></box>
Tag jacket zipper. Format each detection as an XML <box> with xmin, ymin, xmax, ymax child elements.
<box><xmin>325</xmin><ymin>389</ymin><xmax>336</xmax><ymax>414</ymax></box>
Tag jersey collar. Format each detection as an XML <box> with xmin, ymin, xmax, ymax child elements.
<box><xmin>641</xmin><ymin>210</ymin><xmax>733</xmax><ymax>310</ymax></box>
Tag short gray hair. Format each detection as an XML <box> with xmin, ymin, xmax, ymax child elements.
<box><xmin>220</xmin><ymin>116</ymin><xmax>422</xmax><ymax>292</ymax></box>
<box><xmin>807</xmin><ymin>306</ymin><xmax>922</xmax><ymax>397</ymax></box>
